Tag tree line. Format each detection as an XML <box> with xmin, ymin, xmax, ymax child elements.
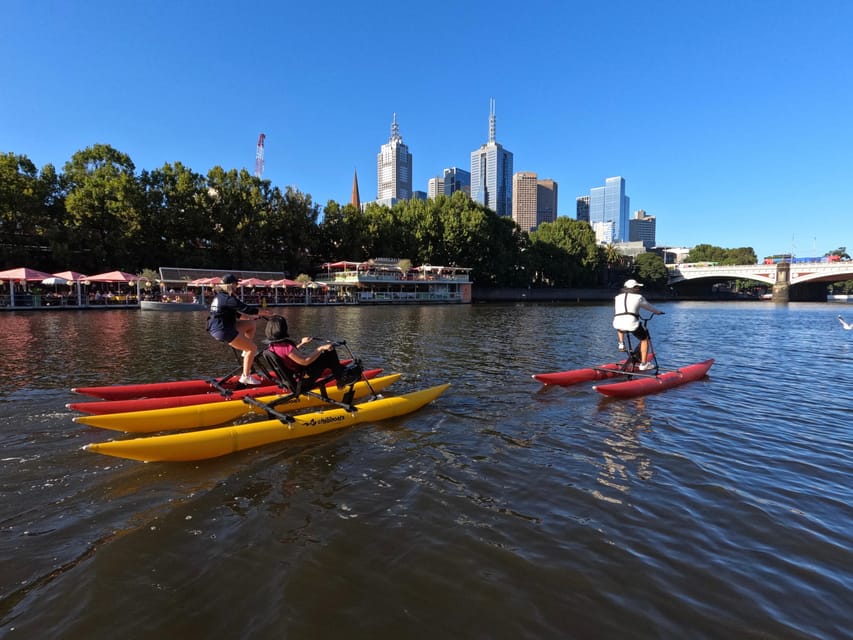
<box><xmin>2</xmin><ymin>143</ymin><xmax>803</xmax><ymax>291</ymax></box>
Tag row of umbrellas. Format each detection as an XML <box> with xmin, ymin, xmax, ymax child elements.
<box><xmin>189</xmin><ymin>276</ymin><xmax>319</xmax><ymax>288</ymax></box>
<box><xmin>0</xmin><ymin>267</ymin><xmax>139</xmax><ymax>286</ymax></box>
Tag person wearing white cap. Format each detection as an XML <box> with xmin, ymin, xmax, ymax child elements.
<box><xmin>612</xmin><ymin>279</ymin><xmax>664</xmax><ymax>370</ymax></box>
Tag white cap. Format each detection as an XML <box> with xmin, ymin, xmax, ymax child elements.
<box><xmin>624</xmin><ymin>279</ymin><xmax>643</xmax><ymax>288</ymax></box>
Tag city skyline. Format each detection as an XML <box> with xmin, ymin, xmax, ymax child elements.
<box><xmin>2</xmin><ymin>1</ymin><xmax>851</xmax><ymax>262</ymax></box>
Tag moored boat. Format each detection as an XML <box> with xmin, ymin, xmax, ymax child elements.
<box><xmin>140</xmin><ymin>300</ymin><xmax>206</xmax><ymax>311</ymax></box>
<box><xmin>593</xmin><ymin>359</ymin><xmax>714</xmax><ymax>398</ymax></box>
<box><xmin>75</xmin><ymin>374</ymin><xmax>400</xmax><ymax>432</ymax></box>
<box><xmin>83</xmin><ymin>383</ymin><xmax>450</xmax><ymax>462</ymax></box>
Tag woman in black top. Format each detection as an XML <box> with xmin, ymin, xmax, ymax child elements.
<box><xmin>207</xmin><ymin>274</ymin><xmax>270</xmax><ymax>385</ymax></box>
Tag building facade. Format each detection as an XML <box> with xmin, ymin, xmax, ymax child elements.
<box><xmin>427</xmin><ymin>177</ymin><xmax>445</xmax><ymax>200</ymax></box>
<box><xmin>470</xmin><ymin>100</ymin><xmax>513</xmax><ymax>217</ymax></box>
<box><xmin>537</xmin><ymin>179</ymin><xmax>558</xmax><ymax>226</ymax></box>
<box><xmin>443</xmin><ymin>167</ymin><xmax>471</xmax><ymax>196</ymax></box>
<box><xmin>589</xmin><ymin>176</ymin><xmax>630</xmax><ymax>242</ymax></box>
<box><xmin>512</xmin><ymin>172</ymin><xmax>539</xmax><ymax>232</ymax></box>
<box><xmin>576</xmin><ymin>195</ymin><xmax>590</xmax><ymax>223</ymax></box>
<box><xmin>629</xmin><ymin>209</ymin><xmax>656</xmax><ymax>247</ymax></box>
<box><xmin>376</xmin><ymin>113</ymin><xmax>412</xmax><ymax>206</ymax></box>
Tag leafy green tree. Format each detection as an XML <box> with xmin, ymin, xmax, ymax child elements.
<box><xmin>633</xmin><ymin>252</ymin><xmax>668</xmax><ymax>287</ymax></box>
<box><xmin>138</xmin><ymin>162</ymin><xmax>210</xmax><ymax>269</ymax></box>
<box><xmin>528</xmin><ymin>217</ymin><xmax>600</xmax><ymax>287</ymax></box>
<box><xmin>62</xmin><ymin>144</ymin><xmax>142</xmax><ymax>271</ymax></box>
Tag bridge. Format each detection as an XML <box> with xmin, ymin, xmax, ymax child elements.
<box><xmin>667</xmin><ymin>261</ymin><xmax>853</xmax><ymax>301</ymax></box>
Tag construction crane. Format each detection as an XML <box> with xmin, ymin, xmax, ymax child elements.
<box><xmin>254</xmin><ymin>133</ymin><xmax>265</xmax><ymax>178</ymax></box>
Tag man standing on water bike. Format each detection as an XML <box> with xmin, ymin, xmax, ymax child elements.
<box><xmin>612</xmin><ymin>279</ymin><xmax>664</xmax><ymax>371</ymax></box>
<box><xmin>207</xmin><ymin>273</ymin><xmax>271</xmax><ymax>385</ymax></box>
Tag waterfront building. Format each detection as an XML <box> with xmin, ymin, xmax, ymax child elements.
<box><xmin>629</xmin><ymin>209</ymin><xmax>656</xmax><ymax>248</ymax></box>
<box><xmin>315</xmin><ymin>258</ymin><xmax>472</xmax><ymax>304</ymax></box>
<box><xmin>512</xmin><ymin>172</ymin><xmax>539</xmax><ymax>232</ymax></box>
<box><xmin>443</xmin><ymin>167</ymin><xmax>471</xmax><ymax>196</ymax></box>
<box><xmin>576</xmin><ymin>196</ymin><xmax>590</xmax><ymax>222</ymax></box>
<box><xmin>589</xmin><ymin>176</ymin><xmax>630</xmax><ymax>242</ymax></box>
<box><xmin>537</xmin><ymin>179</ymin><xmax>558</xmax><ymax>226</ymax></box>
<box><xmin>470</xmin><ymin>99</ymin><xmax>513</xmax><ymax>217</ymax></box>
<box><xmin>376</xmin><ymin>113</ymin><xmax>412</xmax><ymax>206</ymax></box>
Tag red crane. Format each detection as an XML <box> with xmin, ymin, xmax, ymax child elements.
<box><xmin>254</xmin><ymin>133</ymin><xmax>265</xmax><ymax>178</ymax></box>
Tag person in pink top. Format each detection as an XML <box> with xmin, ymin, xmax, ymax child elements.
<box><xmin>264</xmin><ymin>315</ymin><xmax>360</xmax><ymax>388</ymax></box>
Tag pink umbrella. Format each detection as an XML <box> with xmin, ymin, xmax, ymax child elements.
<box><xmin>52</xmin><ymin>270</ymin><xmax>89</xmax><ymax>282</ymax></box>
<box><xmin>0</xmin><ymin>267</ymin><xmax>55</xmax><ymax>281</ymax></box>
<box><xmin>239</xmin><ymin>277</ymin><xmax>271</xmax><ymax>287</ymax></box>
<box><xmin>270</xmin><ymin>278</ymin><xmax>301</xmax><ymax>287</ymax></box>
<box><xmin>86</xmin><ymin>270</ymin><xmax>138</xmax><ymax>283</ymax></box>
<box><xmin>0</xmin><ymin>267</ymin><xmax>55</xmax><ymax>307</ymax></box>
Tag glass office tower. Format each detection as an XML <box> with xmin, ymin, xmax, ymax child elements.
<box><xmin>470</xmin><ymin>100</ymin><xmax>513</xmax><ymax>217</ymax></box>
<box><xmin>589</xmin><ymin>176</ymin><xmax>630</xmax><ymax>242</ymax></box>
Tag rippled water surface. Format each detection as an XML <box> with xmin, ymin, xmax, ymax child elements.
<box><xmin>1</xmin><ymin>302</ymin><xmax>852</xmax><ymax>639</ymax></box>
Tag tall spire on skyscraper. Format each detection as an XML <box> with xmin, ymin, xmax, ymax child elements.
<box><xmin>488</xmin><ymin>98</ymin><xmax>496</xmax><ymax>144</ymax></box>
<box><xmin>390</xmin><ymin>112</ymin><xmax>402</xmax><ymax>144</ymax></box>
<box><xmin>351</xmin><ymin>169</ymin><xmax>361</xmax><ymax>210</ymax></box>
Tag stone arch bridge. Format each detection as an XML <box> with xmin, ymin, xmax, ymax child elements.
<box><xmin>667</xmin><ymin>262</ymin><xmax>853</xmax><ymax>302</ymax></box>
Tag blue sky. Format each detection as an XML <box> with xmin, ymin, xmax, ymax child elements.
<box><xmin>2</xmin><ymin>0</ymin><xmax>851</xmax><ymax>261</ymax></box>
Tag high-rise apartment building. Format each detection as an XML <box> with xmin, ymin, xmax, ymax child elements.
<box><xmin>376</xmin><ymin>113</ymin><xmax>412</xmax><ymax>206</ymax></box>
<box><xmin>512</xmin><ymin>172</ymin><xmax>538</xmax><ymax>232</ymax></box>
<box><xmin>589</xmin><ymin>176</ymin><xmax>630</xmax><ymax>242</ymax></box>
<box><xmin>576</xmin><ymin>196</ymin><xmax>590</xmax><ymax>222</ymax></box>
<box><xmin>470</xmin><ymin>100</ymin><xmax>513</xmax><ymax>217</ymax></box>
<box><xmin>629</xmin><ymin>209</ymin><xmax>656</xmax><ymax>247</ymax></box>
<box><xmin>427</xmin><ymin>177</ymin><xmax>445</xmax><ymax>200</ymax></box>
<box><xmin>537</xmin><ymin>179</ymin><xmax>558</xmax><ymax>226</ymax></box>
<box><xmin>443</xmin><ymin>167</ymin><xmax>471</xmax><ymax>196</ymax></box>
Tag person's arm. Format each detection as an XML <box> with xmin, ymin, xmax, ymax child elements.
<box><xmin>286</xmin><ymin>341</ymin><xmax>335</xmax><ymax>366</ymax></box>
<box><xmin>639</xmin><ymin>298</ymin><xmax>664</xmax><ymax>314</ymax></box>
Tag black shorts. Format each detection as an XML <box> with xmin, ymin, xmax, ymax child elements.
<box><xmin>631</xmin><ymin>325</ymin><xmax>649</xmax><ymax>340</ymax></box>
<box><xmin>210</xmin><ymin>327</ymin><xmax>239</xmax><ymax>343</ymax></box>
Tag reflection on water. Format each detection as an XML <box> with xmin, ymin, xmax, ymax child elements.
<box><xmin>1</xmin><ymin>302</ymin><xmax>852</xmax><ymax>638</ymax></box>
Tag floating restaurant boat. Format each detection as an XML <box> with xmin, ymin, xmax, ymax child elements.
<box><xmin>315</xmin><ymin>259</ymin><xmax>472</xmax><ymax>304</ymax></box>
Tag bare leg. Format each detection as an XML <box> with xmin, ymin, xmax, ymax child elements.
<box><xmin>640</xmin><ymin>338</ymin><xmax>649</xmax><ymax>364</ymax></box>
<box><xmin>230</xmin><ymin>320</ymin><xmax>259</xmax><ymax>377</ymax></box>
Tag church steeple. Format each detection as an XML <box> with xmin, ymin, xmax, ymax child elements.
<box><xmin>351</xmin><ymin>169</ymin><xmax>361</xmax><ymax>210</ymax></box>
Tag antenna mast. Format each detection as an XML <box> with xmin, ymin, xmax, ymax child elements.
<box><xmin>254</xmin><ymin>133</ymin><xmax>266</xmax><ymax>178</ymax></box>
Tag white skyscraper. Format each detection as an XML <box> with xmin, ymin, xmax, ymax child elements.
<box><xmin>376</xmin><ymin>113</ymin><xmax>412</xmax><ymax>206</ymax></box>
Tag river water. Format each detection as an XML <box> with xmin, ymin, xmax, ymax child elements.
<box><xmin>0</xmin><ymin>302</ymin><xmax>851</xmax><ymax>639</ymax></box>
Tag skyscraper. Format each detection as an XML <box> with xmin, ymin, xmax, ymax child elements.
<box><xmin>576</xmin><ymin>196</ymin><xmax>590</xmax><ymax>222</ymax></box>
<box><xmin>470</xmin><ymin>100</ymin><xmax>513</xmax><ymax>217</ymax></box>
<box><xmin>443</xmin><ymin>167</ymin><xmax>471</xmax><ymax>196</ymax></box>
<box><xmin>376</xmin><ymin>113</ymin><xmax>412</xmax><ymax>206</ymax></box>
<box><xmin>427</xmin><ymin>177</ymin><xmax>445</xmax><ymax>200</ymax></box>
<box><xmin>537</xmin><ymin>179</ymin><xmax>558</xmax><ymax>226</ymax></box>
<box><xmin>512</xmin><ymin>172</ymin><xmax>538</xmax><ymax>232</ymax></box>
<box><xmin>589</xmin><ymin>176</ymin><xmax>630</xmax><ymax>242</ymax></box>
<box><xmin>629</xmin><ymin>209</ymin><xmax>656</xmax><ymax>247</ymax></box>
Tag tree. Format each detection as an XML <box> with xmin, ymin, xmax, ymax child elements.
<box><xmin>528</xmin><ymin>217</ymin><xmax>600</xmax><ymax>287</ymax></box>
<box><xmin>62</xmin><ymin>144</ymin><xmax>142</xmax><ymax>271</ymax></box>
<box><xmin>633</xmin><ymin>252</ymin><xmax>668</xmax><ymax>287</ymax></box>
